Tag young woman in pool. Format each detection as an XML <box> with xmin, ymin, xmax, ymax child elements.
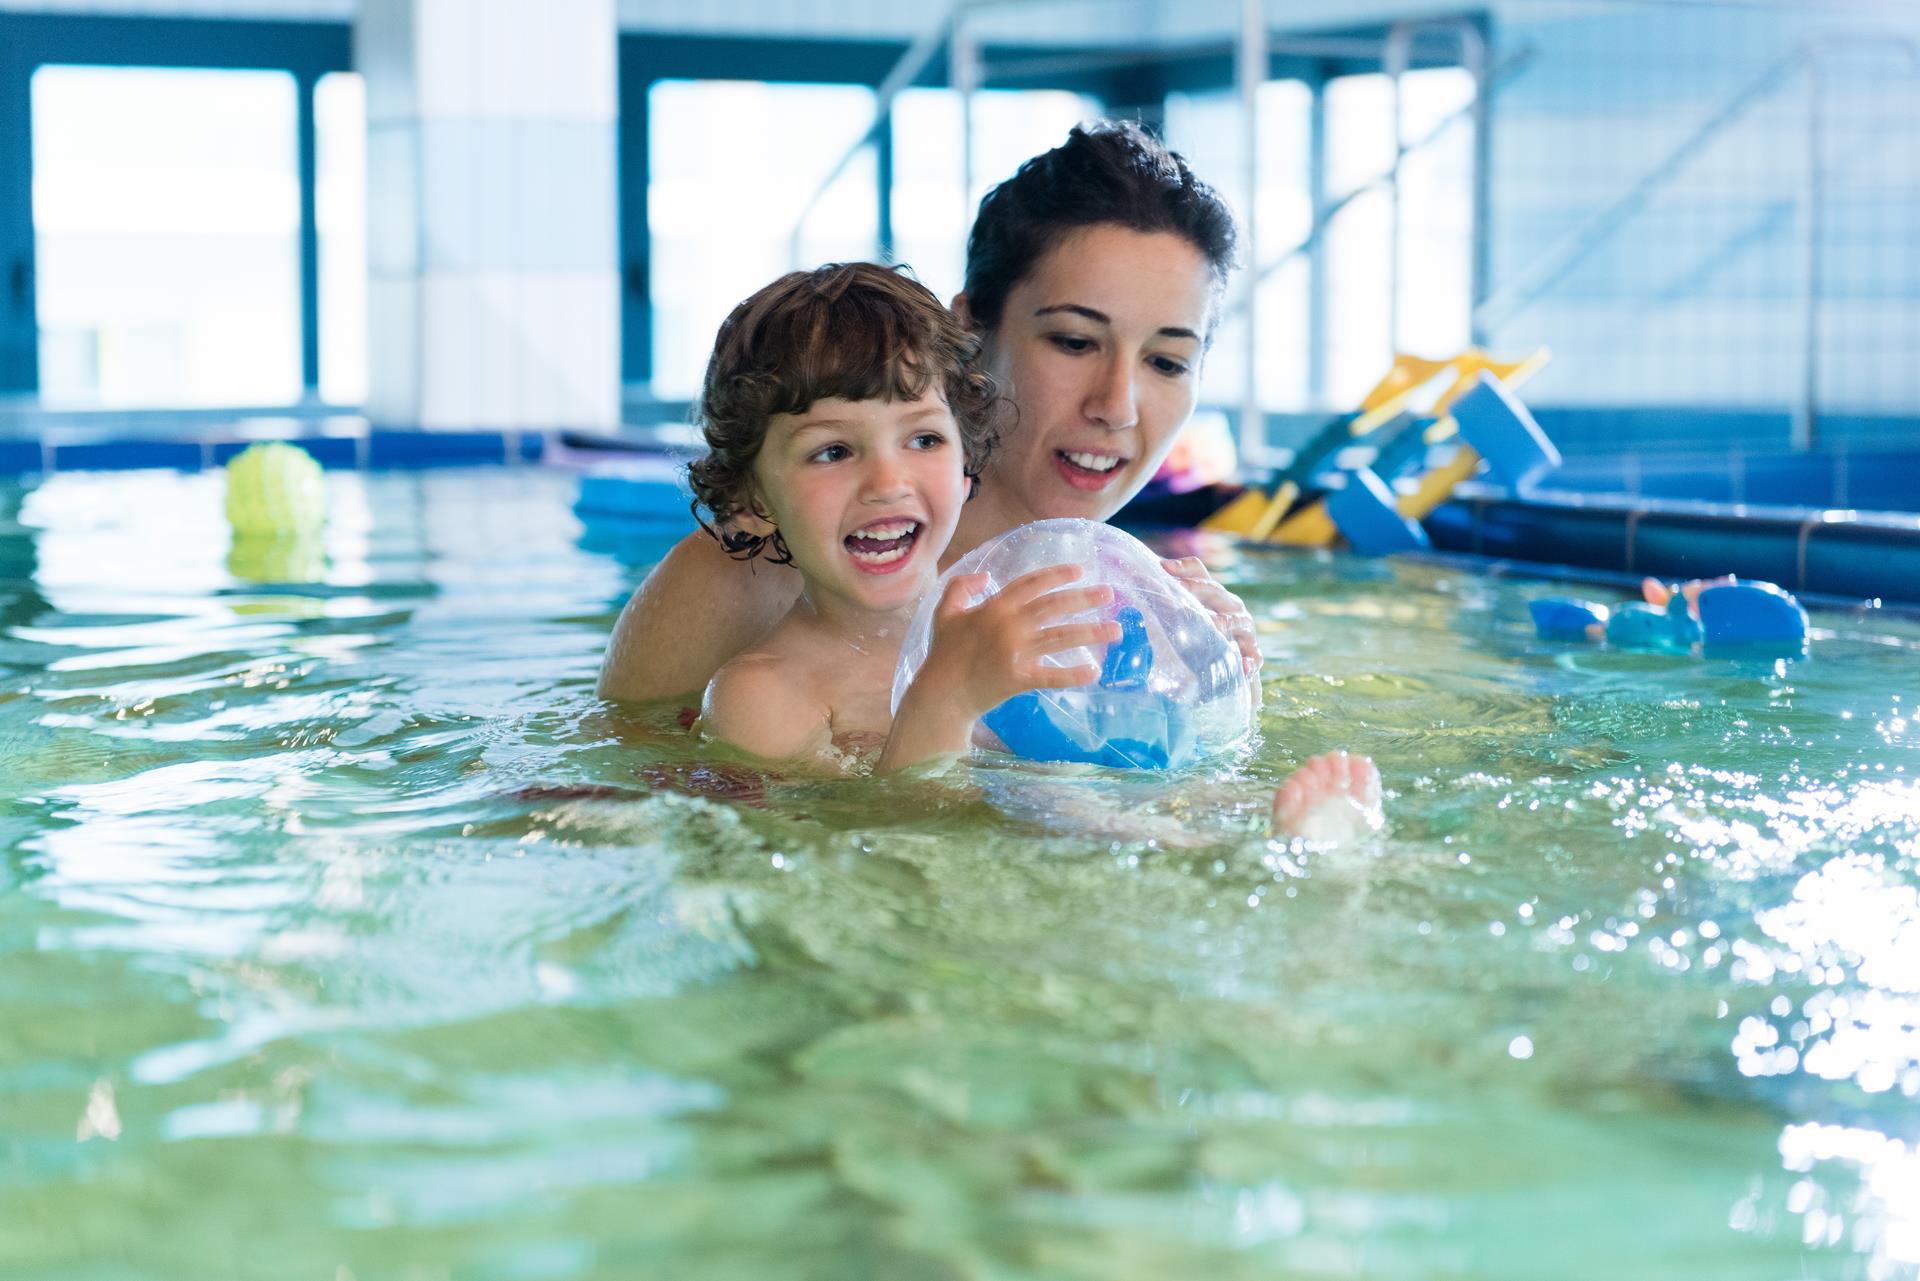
<box><xmin>600</xmin><ymin>120</ymin><xmax>1383</xmax><ymax>835</ymax></box>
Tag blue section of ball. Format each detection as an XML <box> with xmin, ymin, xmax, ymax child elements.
<box><xmin>893</xmin><ymin>520</ymin><xmax>1254</xmax><ymax>771</ymax></box>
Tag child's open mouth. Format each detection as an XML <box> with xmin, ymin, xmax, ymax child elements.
<box><xmin>844</xmin><ymin>519</ymin><xmax>920</xmax><ymax>573</ymax></box>
<box><xmin>1055</xmin><ymin>449</ymin><xmax>1126</xmax><ymax>490</ymax></box>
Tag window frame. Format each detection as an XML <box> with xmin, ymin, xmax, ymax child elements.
<box><xmin>0</xmin><ymin>12</ymin><xmax>352</xmax><ymax>399</ymax></box>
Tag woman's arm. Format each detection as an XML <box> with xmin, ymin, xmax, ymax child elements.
<box><xmin>597</xmin><ymin>530</ymin><xmax>803</xmax><ymax>703</ymax></box>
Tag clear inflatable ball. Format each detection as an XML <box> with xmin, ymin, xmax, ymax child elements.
<box><xmin>891</xmin><ymin>518</ymin><xmax>1253</xmax><ymax>769</ymax></box>
<box><xmin>225</xmin><ymin>442</ymin><xmax>326</xmax><ymax>537</ymax></box>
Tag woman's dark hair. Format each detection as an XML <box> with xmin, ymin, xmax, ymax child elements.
<box><xmin>687</xmin><ymin>262</ymin><xmax>999</xmax><ymax>564</ymax></box>
<box><xmin>963</xmin><ymin>120</ymin><xmax>1239</xmax><ymax>335</ymax></box>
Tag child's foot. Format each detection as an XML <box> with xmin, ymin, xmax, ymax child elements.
<box><xmin>1270</xmin><ymin>751</ymin><xmax>1384</xmax><ymax>843</ymax></box>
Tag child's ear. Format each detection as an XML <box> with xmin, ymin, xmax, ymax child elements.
<box><xmin>731</xmin><ymin>488</ymin><xmax>778</xmax><ymax>539</ymax></box>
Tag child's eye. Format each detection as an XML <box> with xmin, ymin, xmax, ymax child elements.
<box><xmin>908</xmin><ymin>431</ymin><xmax>948</xmax><ymax>451</ymax></box>
<box><xmin>1048</xmin><ymin>334</ymin><xmax>1096</xmax><ymax>355</ymax></box>
<box><xmin>1150</xmin><ymin>355</ymin><xmax>1192</xmax><ymax>378</ymax></box>
<box><xmin>809</xmin><ymin>443</ymin><xmax>851</xmax><ymax>463</ymax></box>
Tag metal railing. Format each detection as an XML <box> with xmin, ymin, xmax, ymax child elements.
<box><xmin>1473</xmin><ymin>35</ymin><xmax>1920</xmax><ymax>450</ymax></box>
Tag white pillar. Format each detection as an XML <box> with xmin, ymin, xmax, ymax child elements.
<box><xmin>358</xmin><ymin>0</ymin><xmax>621</xmax><ymax>432</ymax></box>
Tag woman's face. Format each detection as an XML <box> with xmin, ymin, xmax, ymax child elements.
<box><xmin>971</xmin><ymin>224</ymin><xmax>1217</xmax><ymax>527</ymax></box>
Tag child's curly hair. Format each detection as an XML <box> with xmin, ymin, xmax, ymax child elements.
<box><xmin>687</xmin><ymin>262</ymin><xmax>1000</xmax><ymax>564</ymax></box>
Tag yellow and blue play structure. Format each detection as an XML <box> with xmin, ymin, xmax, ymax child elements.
<box><xmin>1203</xmin><ymin>347</ymin><xmax>1556</xmax><ymax>554</ymax></box>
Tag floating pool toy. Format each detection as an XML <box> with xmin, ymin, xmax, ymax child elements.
<box><xmin>892</xmin><ymin>519</ymin><xmax>1253</xmax><ymax>769</ymax></box>
<box><xmin>1530</xmin><ymin>579</ymin><xmax>1808</xmax><ymax>656</ymax></box>
<box><xmin>225</xmin><ymin>442</ymin><xmax>326</xmax><ymax>536</ymax></box>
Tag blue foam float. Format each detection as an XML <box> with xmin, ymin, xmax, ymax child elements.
<box><xmin>1531</xmin><ymin>579</ymin><xmax>1808</xmax><ymax>656</ymax></box>
<box><xmin>573</xmin><ymin>462</ymin><xmax>691</xmax><ymax>523</ymax></box>
<box><xmin>1528</xmin><ymin>597</ymin><xmax>1608</xmax><ymax>639</ymax></box>
<box><xmin>1326</xmin><ymin>466</ymin><xmax>1431</xmax><ymax>555</ymax></box>
<box><xmin>1450</xmin><ymin>372</ymin><xmax>1562</xmax><ymax>492</ymax></box>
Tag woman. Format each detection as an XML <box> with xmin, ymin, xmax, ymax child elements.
<box><xmin>598</xmin><ymin>120</ymin><xmax>1257</xmax><ymax>704</ymax></box>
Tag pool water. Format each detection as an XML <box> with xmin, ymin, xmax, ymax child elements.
<box><xmin>3</xmin><ymin>467</ymin><xmax>1917</xmax><ymax>1281</ymax></box>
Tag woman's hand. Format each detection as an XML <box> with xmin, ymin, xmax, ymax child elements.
<box><xmin>1160</xmin><ymin>556</ymin><xmax>1262</xmax><ymax>679</ymax></box>
<box><xmin>878</xmin><ymin>564</ymin><xmax>1119</xmax><ymax>773</ymax></box>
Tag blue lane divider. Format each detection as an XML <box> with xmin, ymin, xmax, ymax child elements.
<box><xmin>0</xmin><ymin>428</ymin><xmax>552</xmax><ymax>476</ymax></box>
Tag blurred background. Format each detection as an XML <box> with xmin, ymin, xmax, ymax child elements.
<box><xmin>0</xmin><ymin>0</ymin><xmax>1916</xmax><ymax>464</ymax></box>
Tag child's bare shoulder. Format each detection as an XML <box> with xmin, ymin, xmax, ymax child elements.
<box><xmin>699</xmin><ymin>647</ymin><xmax>833</xmax><ymax>763</ymax></box>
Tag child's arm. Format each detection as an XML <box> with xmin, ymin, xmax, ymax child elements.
<box><xmin>698</xmin><ymin>655</ymin><xmax>836</xmax><ymax>767</ymax></box>
<box><xmin>878</xmin><ymin>564</ymin><xmax>1121</xmax><ymax>773</ymax></box>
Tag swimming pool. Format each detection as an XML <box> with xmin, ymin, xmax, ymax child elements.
<box><xmin>4</xmin><ymin>465</ymin><xmax>1917</xmax><ymax>1280</ymax></box>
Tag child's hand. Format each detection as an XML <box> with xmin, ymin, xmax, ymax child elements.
<box><xmin>877</xmin><ymin>564</ymin><xmax>1118</xmax><ymax>774</ymax></box>
<box><xmin>923</xmin><ymin>564</ymin><xmax>1121</xmax><ymax>716</ymax></box>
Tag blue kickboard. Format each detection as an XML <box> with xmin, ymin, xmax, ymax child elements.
<box><xmin>575</xmin><ymin>463</ymin><xmax>691</xmax><ymax>522</ymax></box>
<box><xmin>1326</xmin><ymin>467</ymin><xmax>1431</xmax><ymax>554</ymax></box>
<box><xmin>1451</xmin><ymin>372</ymin><xmax>1562</xmax><ymax>493</ymax></box>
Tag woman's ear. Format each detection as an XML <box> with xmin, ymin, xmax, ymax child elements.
<box><xmin>949</xmin><ymin>292</ymin><xmax>974</xmax><ymax>329</ymax></box>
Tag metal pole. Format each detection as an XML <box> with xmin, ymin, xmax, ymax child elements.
<box><xmin>951</xmin><ymin>15</ymin><xmax>980</xmax><ymax>214</ymax></box>
<box><xmin>1306</xmin><ymin>76</ymin><xmax>1328</xmax><ymax>405</ymax></box>
<box><xmin>1384</xmin><ymin>25</ymin><xmax>1413</xmax><ymax>356</ymax></box>
<box><xmin>1794</xmin><ymin>60</ymin><xmax>1824</xmax><ymax>452</ymax></box>
<box><xmin>1238</xmin><ymin>0</ymin><xmax>1264</xmax><ymax>460</ymax></box>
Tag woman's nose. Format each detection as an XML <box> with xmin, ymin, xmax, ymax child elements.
<box><xmin>1084</xmin><ymin>356</ymin><xmax>1139</xmax><ymax>431</ymax></box>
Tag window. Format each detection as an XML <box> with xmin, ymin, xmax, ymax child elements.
<box><xmin>31</xmin><ymin>65</ymin><xmax>303</xmax><ymax>408</ymax></box>
<box><xmin>1165</xmin><ymin>82</ymin><xmax>1314</xmax><ymax>413</ymax></box>
<box><xmin>315</xmin><ymin>71</ymin><xmax>366</xmax><ymax>407</ymax></box>
<box><xmin>647</xmin><ymin>79</ymin><xmax>880</xmax><ymax>400</ymax></box>
<box><xmin>889</xmin><ymin>87</ymin><xmax>1097</xmax><ymax>303</ymax></box>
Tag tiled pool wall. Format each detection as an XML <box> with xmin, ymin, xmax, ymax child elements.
<box><xmin>0</xmin><ymin>427</ymin><xmax>549</xmax><ymax>474</ymax></box>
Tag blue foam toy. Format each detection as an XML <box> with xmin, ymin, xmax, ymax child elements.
<box><xmin>1697</xmin><ymin>580</ymin><xmax>1809</xmax><ymax>654</ymax></box>
<box><xmin>1325</xmin><ymin>467</ymin><xmax>1431</xmax><ymax>554</ymax></box>
<box><xmin>1450</xmin><ymin>372</ymin><xmax>1562</xmax><ymax>492</ymax></box>
<box><xmin>1605</xmin><ymin>593</ymin><xmax>1701</xmax><ymax>651</ymax></box>
<box><xmin>1532</xmin><ymin>579</ymin><xmax>1808</xmax><ymax>657</ymax></box>
<box><xmin>1529</xmin><ymin>597</ymin><xmax>1609</xmax><ymax>639</ymax></box>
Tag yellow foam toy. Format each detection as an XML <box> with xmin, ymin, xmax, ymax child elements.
<box><xmin>1203</xmin><ymin>352</ymin><xmax>1464</xmax><ymax>538</ymax></box>
<box><xmin>226</xmin><ymin>442</ymin><xmax>326</xmax><ymax>537</ymax></box>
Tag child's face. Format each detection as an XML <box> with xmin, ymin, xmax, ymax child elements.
<box><xmin>750</xmin><ymin>388</ymin><xmax>969</xmax><ymax>615</ymax></box>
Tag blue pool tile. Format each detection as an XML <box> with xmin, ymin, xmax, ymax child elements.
<box><xmin>208</xmin><ymin>436</ymin><xmax>363</xmax><ymax>469</ymax></box>
<box><xmin>517</xmin><ymin>432</ymin><xmax>547</xmax><ymax>462</ymax></box>
<box><xmin>0</xmin><ymin>440</ymin><xmax>43</xmax><ymax>474</ymax></box>
<box><xmin>1836</xmin><ymin>451</ymin><xmax>1920</xmax><ymax>514</ymax></box>
<box><xmin>53</xmin><ymin>439</ymin><xmax>205</xmax><ymax>472</ymax></box>
<box><xmin>1742</xmin><ymin>454</ymin><xmax>1835</xmax><ymax>508</ymax></box>
<box><xmin>367</xmin><ymin>430</ymin><xmax>510</xmax><ymax>468</ymax></box>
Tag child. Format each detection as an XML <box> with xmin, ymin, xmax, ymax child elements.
<box><xmin>686</xmin><ymin>262</ymin><xmax>1383</xmax><ymax>840</ymax></box>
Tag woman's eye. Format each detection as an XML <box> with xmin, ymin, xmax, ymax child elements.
<box><xmin>1048</xmin><ymin>334</ymin><xmax>1095</xmax><ymax>355</ymax></box>
<box><xmin>1150</xmin><ymin>355</ymin><xmax>1192</xmax><ymax>378</ymax></box>
<box><xmin>809</xmin><ymin>444</ymin><xmax>851</xmax><ymax>463</ymax></box>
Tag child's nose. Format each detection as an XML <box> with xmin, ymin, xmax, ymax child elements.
<box><xmin>861</xmin><ymin>454</ymin><xmax>911</xmax><ymax>501</ymax></box>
